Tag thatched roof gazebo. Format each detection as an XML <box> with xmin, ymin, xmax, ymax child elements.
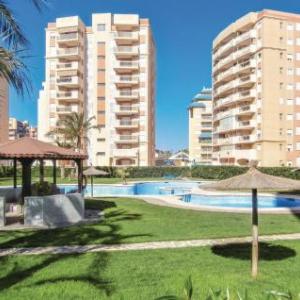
<box><xmin>0</xmin><ymin>137</ymin><xmax>87</xmax><ymax>198</ymax></box>
<box><xmin>202</xmin><ymin>162</ymin><xmax>300</xmax><ymax>278</ymax></box>
<box><xmin>83</xmin><ymin>166</ymin><xmax>108</xmax><ymax>197</ymax></box>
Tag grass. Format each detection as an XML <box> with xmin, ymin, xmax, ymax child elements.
<box><xmin>0</xmin><ymin>197</ymin><xmax>299</xmax><ymax>248</ymax></box>
<box><xmin>0</xmin><ymin>176</ymin><xmax>187</xmax><ymax>186</ymax></box>
<box><xmin>0</xmin><ymin>240</ymin><xmax>299</xmax><ymax>299</ymax></box>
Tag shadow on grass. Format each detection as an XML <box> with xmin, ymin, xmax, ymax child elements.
<box><xmin>0</xmin><ymin>198</ymin><xmax>151</xmax><ymax>296</ymax></box>
<box><xmin>211</xmin><ymin>242</ymin><xmax>296</xmax><ymax>261</ymax></box>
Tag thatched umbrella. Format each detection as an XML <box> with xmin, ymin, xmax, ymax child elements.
<box><xmin>202</xmin><ymin>161</ymin><xmax>300</xmax><ymax>278</ymax></box>
<box><xmin>83</xmin><ymin>167</ymin><xmax>108</xmax><ymax>197</ymax></box>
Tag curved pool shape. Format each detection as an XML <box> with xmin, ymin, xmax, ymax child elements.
<box><xmin>59</xmin><ymin>181</ymin><xmax>199</xmax><ymax>196</ymax></box>
<box><xmin>182</xmin><ymin>194</ymin><xmax>300</xmax><ymax>209</ymax></box>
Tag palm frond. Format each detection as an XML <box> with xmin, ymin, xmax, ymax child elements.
<box><xmin>0</xmin><ymin>0</ymin><xmax>28</xmax><ymax>48</ymax></box>
<box><xmin>29</xmin><ymin>0</ymin><xmax>49</xmax><ymax>12</ymax></box>
<box><xmin>0</xmin><ymin>47</ymin><xmax>31</xmax><ymax>95</ymax></box>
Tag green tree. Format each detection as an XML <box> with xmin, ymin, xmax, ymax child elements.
<box><xmin>0</xmin><ymin>0</ymin><xmax>48</xmax><ymax>95</ymax></box>
<box><xmin>46</xmin><ymin>112</ymin><xmax>99</xmax><ymax>151</ymax></box>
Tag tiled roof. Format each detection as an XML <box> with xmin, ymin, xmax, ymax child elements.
<box><xmin>0</xmin><ymin>137</ymin><xmax>87</xmax><ymax>160</ymax></box>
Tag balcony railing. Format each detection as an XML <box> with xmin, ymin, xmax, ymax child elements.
<box><xmin>113</xmin><ymin>148</ymin><xmax>138</xmax><ymax>157</ymax></box>
<box><xmin>116</xmin><ymin>90</ymin><xmax>139</xmax><ymax>98</ymax></box>
<box><xmin>114</xmin><ymin>46</ymin><xmax>139</xmax><ymax>54</ymax></box>
<box><xmin>58</xmin><ymin>32</ymin><xmax>78</xmax><ymax>41</ymax></box>
<box><xmin>57</xmin><ymin>76</ymin><xmax>79</xmax><ymax>85</ymax></box>
<box><xmin>117</xmin><ymin>135</ymin><xmax>139</xmax><ymax>142</ymax></box>
<box><xmin>114</xmin><ymin>31</ymin><xmax>138</xmax><ymax>39</ymax></box>
<box><xmin>57</xmin><ymin>47</ymin><xmax>79</xmax><ymax>56</ymax></box>
<box><xmin>56</xmin><ymin>90</ymin><xmax>79</xmax><ymax>99</ymax></box>
<box><xmin>56</xmin><ymin>62</ymin><xmax>79</xmax><ymax>70</ymax></box>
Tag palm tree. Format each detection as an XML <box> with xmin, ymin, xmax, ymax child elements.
<box><xmin>46</xmin><ymin>112</ymin><xmax>99</xmax><ymax>151</ymax></box>
<box><xmin>0</xmin><ymin>0</ymin><xmax>48</xmax><ymax>95</ymax></box>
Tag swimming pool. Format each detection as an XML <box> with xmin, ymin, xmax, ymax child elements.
<box><xmin>182</xmin><ymin>194</ymin><xmax>300</xmax><ymax>209</ymax></box>
<box><xmin>59</xmin><ymin>181</ymin><xmax>199</xmax><ymax>196</ymax></box>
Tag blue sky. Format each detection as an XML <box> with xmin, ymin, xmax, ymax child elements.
<box><xmin>9</xmin><ymin>0</ymin><xmax>300</xmax><ymax>151</ymax></box>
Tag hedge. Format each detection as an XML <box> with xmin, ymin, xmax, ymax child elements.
<box><xmin>2</xmin><ymin>165</ymin><xmax>300</xmax><ymax>181</ymax></box>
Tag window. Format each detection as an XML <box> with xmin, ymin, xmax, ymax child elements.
<box><xmin>287</xmin><ymin>38</ymin><xmax>294</xmax><ymax>45</ymax></box>
<box><xmin>287</xmin><ymin>99</ymin><xmax>294</xmax><ymax>105</ymax></box>
<box><xmin>287</xmin><ymin>53</ymin><xmax>294</xmax><ymax>61</ymax></box>
<box><xmin>287</xmin><ymin>24</ymin><xmax>294</xmax><ymax>31</ymax></box>
<box><xmin>279</xmin><ymin>113</ymin><xmax>283</xmax><ymax>120</ymax></box>
<box><xmin>279</xmin><ymin>97</ymin><xmax>284</xmax><ymax>105</ymax></box>
<box><xmin>97</xmin><ymin>138</ymin><xmax>105</xmax><ymax>142</ymax></box>
<box><xmin>296</xmin><ymin>127</ymin><xmax>300</xmax><ymax>135</ymax></box>
<box><xmin>287</xmin><ymin>114</ymin><xmax>293</xmax><ymax>121</ymax></box>
<box><xmin>280</xmin><ymin>82</ymin><xmax>284</xmax><ymax>89</ymax></box>
<box><xmin>280</xmin><ymin>67</ymin><xmax>283</xmax><ymax>74</ymax></box>
<box><xmin>296</xmin><ymin>53</ymin><xmax>300</xmax><ymax>61</ymax></box>
<box><xmin>97</xmin><ymin>97</ymin><xmax>105</xmax><ymax>101</ymax></box>
<box><xmin>97</xmin><ymin>24</ymin><xmax>106</xmax><ymax>31</ymax></box>
<box><xmin>287</xmin><ymin>83</ymin><xmax>294</xmax><ymax>90</ymax></box>
<box><xmin>297</xmin><ymin>83</ymin><xmax>300</xmax><ymax>90</ymax></box>
<box><xmin>297</xmin><ymin>113</ymin><xmax>300</xmax><ymax>120</ymax></box>
<box><xmin>287</xmin><ymin>129</ymin><xmax>294</xmax><ymax>136</ymax></box>
<box><xmin>297</xmin><ymin>68</ymin><xmax>300</xmax><ymax>76</ymax></box>
<box><xmin>297</xmin><ymin>143</ymin><xmax>300</xmax><ymax>150</ymax></box>
<box><xmin>287</xmin><ymin>68</ymin><xmax>294</xmax><ymax>75</ymax></box>
<box><xmin>297</xmin><ymin>97</ymin><xmax>300</xmax><ymax>105</ymax></box>
<box><xmin>280</xmin><ymin>36</ymin><xmax>284</xmax><ymax>43</ymax></box>
<box><xmin>280</xmin><ymin>52</ymin><xmax>283</xmax><ymax>59</ymax></box>
<box><xmin>297</xmin><ymin>23</ymin><xmax>300</xmax><ymax>31</ymax></box>
<box><xmin>98</xmin><ymin>110</ymin><xmax>105</xmax><ymax>114</ymax></box>
<box><xmin>97</xmin><ymin>41</ymin><xmax>105</xmax><ymax>46</ymax></box>
<box><xmin>96</xmin><ymin>152</ymin><xmax>105</xmax><ymax>156</ymax></box>
<box><xmin>279</xmin><ymin>144</ymin><xmax>283</xmax><ymax>151</ymax></box>
<box><xmin>287</xmin><ymin>144</ymin><xmax>293</xmax><ymax>151</ymax></box>
<box><xmin>297</xmin><ymin>38</ymin><xmax>300</xmax><ymax>46</ymax></box>
<box><xmin>97</xmin><ymin>83</ymin><xmax>105</xmax><ymax>86</ymax></box>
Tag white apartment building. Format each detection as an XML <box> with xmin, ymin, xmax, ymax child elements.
<box><xmin>38</xmin><ymin>13</ymin><xmax>155</xmax><ymax>166</ymax></box>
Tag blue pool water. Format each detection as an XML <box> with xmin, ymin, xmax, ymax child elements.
<box><xmin>59</xmin><ymin>181</ymin><xmax>199</xmax><ymax>196</ymax></box>
<box><xmin>182</xmin><ymin>194</ymin><xmax>300</xmax><ymax>209</ymax></box>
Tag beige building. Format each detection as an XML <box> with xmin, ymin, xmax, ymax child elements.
<box><xmin>38</xmin><ymin>13</ymin><xmax>155</xmax><ymax>166</ymax></box>
<box><xmin>0</xmin><ymin>77</ymin><xmax>8</xmax><ymax>143</ymax></box>
<box><xmin>9</xmin><ymin>118</ymin><xmax>37</xmax><ymax>140</ymax></box>
<box><xmin>188</xmin><ymin>87</ymin><xmax>213</xmax><ymax>165</ymax></box>
<box><xmin>212</xmin><ymin>9</ymin><xmax>300</xmax><ymax>167</ymax></box>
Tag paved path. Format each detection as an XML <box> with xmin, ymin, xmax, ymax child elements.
<box><xmin>0</xmin><ymin>233</ymin><xmax>300</xmax><ymax>256</ymax></box>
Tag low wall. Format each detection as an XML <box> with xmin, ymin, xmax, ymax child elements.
<box><xmin>0</xmin><ymin>188</ymin><xmax>22</xmax><ymax>203</ymax></box>
<box><xmin>0</xmin><ymin>197</ymin><xmax>4</xmax><ymax>227</ymax></box>
<box><xmin>24</xmin><ymin>193</ymin><xmax>84</xmax><ymax>227</ymax></box>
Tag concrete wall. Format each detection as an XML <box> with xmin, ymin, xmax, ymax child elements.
<box><xmin>24</xmin><ymin>193</ymin><xmax>84</xmax><ymax>227</ymax></box>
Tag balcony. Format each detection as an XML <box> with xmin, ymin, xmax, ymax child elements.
<box><xmin>115</xmin><ymin>90</ymin><xmax>139</xmax><ymax>101</ymax></box>
<box><xmin>235</xmin><ymin>30</ymin><xmax>256</xmax><ymax>46</ymax></box>
<box><xmin>214</xmin><ymin>89</ymin><xmax>256</xmax><ymax>110</ymax></box>
<box><xmin>56</xmin><ymin>105</ymin><xmax>79</xmax><ymax>115</ymax></box>
<box><xmin>215</xmin><ymin>119</ymin><xmax>256</xmax><ymax>134</ymax></box>
<box><xmin>114</xmin><ymin>46</ymin><xmax>139</xmax><ymax>58</ymax></box>
<box><xmin>116</xmin><ymin>135</ymin><xmax>139</xmax><ymax>144</ymax></box>
<box><xmin>114</xmin><ymin>75</ymin><xmax>139</xmax><ymax>87</ymax></box>
<box><xmin>57</xmin><ymin>76</ymin><xmax>80</xmax><ymax>87</ymax></box>
<box><xmin>238</xmin><ymin>104</ymin><xmax>256</xmax><ymax>116</ymax></box>
<box><xmin>115</xmin><ymin>105</ymin><xmax>139</xmax><ymax>115</ymax></box>
<box><xmin>56</xmin><ymin>90</ymin><xmax>80</xmax><ymax>101</ymax></box>
<box><xmin>57</xmin><ymin>47</ymin><xmax>79</xmax><ymax>60</ymax></box>
<box><xmin>237</xmin><ymin>74</ymin><xmax>256</xmax><ymax>88</ymax></box>
<box><xmin>56</xmin><ymin>62</ymin><xmax>79</xmax><ymax>71</ymax></box>
<box><xmin>113</xmin><ymin>148</ymin><xmax>138</xmax><ymax>157</ymax></box>
<box><xmin>114</xmin><ymin>60</ymin><xmax>139</xmax><ymax>73</ymax></box>
<box><xmin>114</xmin><ymin>31</ymin><xmax>139</xmax><ymax>44</ymax></box>
<box><xmin>219</xmin><ymin>148</ymin><xmax>256</xmax><ymax>160</ymax></box>
<box><xmin>57</xmin><ymin>32</ymin><xmax>79</xmax><ymax>46</ymax></box>
<box><xmin>214</xmin><ymin>134</ymin><xmax>256</xmax><ymax>146</ymax></box>
<box><xmin>116</xmin><ymin>120</ymin><xmax>139</xmax><ymax>129</ymax></box>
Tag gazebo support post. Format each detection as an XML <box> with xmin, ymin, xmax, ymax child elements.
<box><xmin>76</xmin><ymin>159</ymin><xmax>83</xmax><ymax>193</ymax></box>
<box><xmin>53</xmin><ymin>160</ymin><xmax>57</xmax><ymax>185</ymax></box>
<box><xmin>21</xmin><ymin>158</ymin><xmax>34</xmax><ymax>200</ymax></box>
<box><xmin>39</xmin><ymin>159</ymin><xmax>44</xmax><ymax>183</ymax></box>
<box><xmin>13</xmin><ymin>158</ymin><xmax>17</xmax><ymax>189</ymax></box>
<box><xmin>251</xmin><ymin>188</ymin><xmax>258</xmax><ymax>278</ymax></box>
<box><xmin>91</xmin><ymin>175</ymin><xmax>93</xmax><ymax>197</ymax></box>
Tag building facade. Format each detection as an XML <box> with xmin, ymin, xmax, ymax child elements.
<box><xmin>212</xmin><ymin>9</ymin><xmax>300</xmax><ymax>167</ymax></box>
<box><xmin>9</xmin><ymin>118</ymin><xmax>37</xmax><ymax>140</ymax></box>
<box><xmin>188</xmin><ymin>87</ymin><xmax>213</xmax><ymax>165</ymax></box>
<box><xmin>38</xmin><ymin>13</ymin><xmax>155</xmax><ymax>166</ymax></box>
<box><xmin>0</xmin><ymin>77</ymin><xmax>8</xmax><ymax>143</ymax></box>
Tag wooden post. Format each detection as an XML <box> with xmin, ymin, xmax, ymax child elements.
<box><xmin>53</xmin><ymin>160</ymin><xmax>57</xmax><ymax>185</ymax></box>
<box><xmin>91</xmin><ymin>176</ymin><xmax>93</xmax><ymax>197</ymax></box>
<box><xmin>13</xmin><ymin>158</ymin><xmax>17</xmax><ymax>189</ymax></box>
<box><xmin>21</xmin><ymin>159</ymin><xmax>34</xmax><ymax>200</ymax></box>
<box><xmin>39</xmin><ymin>159</ymin><xmax>44</xmax><ymax>183</ymax></box>
<box><xmin>76</xmin><ymin>160</ymin><xmax>83</xmax><ymax>193</ymax></box>
<box><xmin>252</xmin><ymin>188</ymin><xmax>258</xmax><ymax>278</ymax></box>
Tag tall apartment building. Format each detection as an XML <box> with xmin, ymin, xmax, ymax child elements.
<box><xmin>212</xmin><ymin>9</ymin><xmax>300</xmax><ymax>167</ymax></box>
<box><xmin>9</xmin><ymin>118</ymin><xmax>37</xmax><ymax>140</ymax></box>
<box><xmin>38</xmin><ymin>13</ymin><xmax>155</xmax><ymax>166</ymax></box>
<box><xmin>0</xmin><ymin>77</ymin><xmax>8</xmax><ymax>143</ymax></box>
<box><xmin>188</xmin><ymin>87</ymin><xmax>213</xmax><ymax>165</ymax></box>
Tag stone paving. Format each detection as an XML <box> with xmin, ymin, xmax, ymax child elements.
<box><xmin>0</xmin><ymin>232</ymin><xmax>300</xmax><ymax>257</ymax></box>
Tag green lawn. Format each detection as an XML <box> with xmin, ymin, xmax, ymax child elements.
<box><xmin>0</xmin><ymin>240</ymin><xmax>299</xmax><ymax>299</ymax></box>
<box><xmin>0</xmin><ymin>176</ymin><xmax>184</xmax><ymax>186</ymax></box>
<box><xmin>0</xmin><ymin>197</ymin><xmax>299</xmax><ymax>248</ymax></box>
